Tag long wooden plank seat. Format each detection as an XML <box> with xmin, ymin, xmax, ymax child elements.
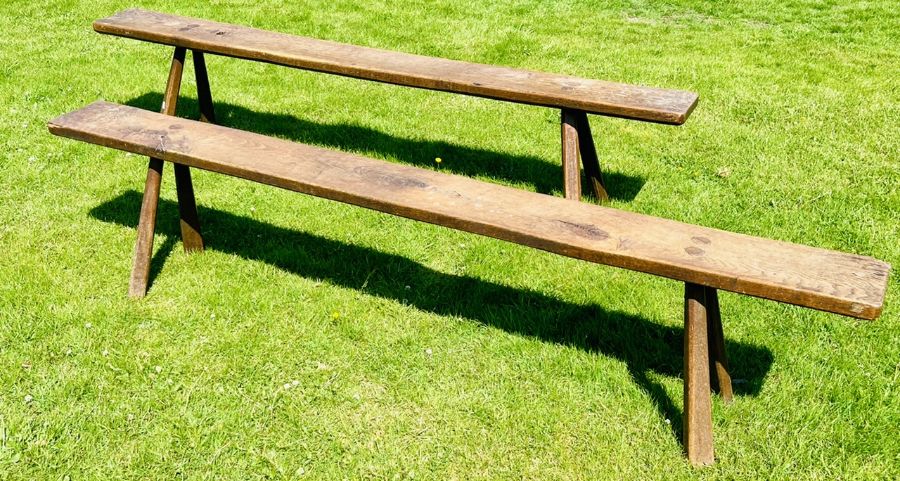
<box><xmin>93</xmin><ymin>8</ymin><xmax>700</xmax><ymax>201</ymax></box>
<box><xmin>48</xmin><ymin>101</ymin><xmax>889</xmax><ymax>465</ymax></box>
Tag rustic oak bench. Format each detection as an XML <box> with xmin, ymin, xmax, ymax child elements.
<box><xmin>93</xmin><ymin>8</ymin><xmax>699</xmax><ymax>202</ymax></box>
<box><xmin>49</xmin><ymin>100</ymin><xmax>888</xmax><ymax>466</ymax></box>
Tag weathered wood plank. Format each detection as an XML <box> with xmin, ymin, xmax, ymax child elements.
<box><xmin>49</xmin><ymin>102</ymin><xmax>890</xmax><ymax>319</ymax></box>
<box><xmin>94</xmin><ymin>9</ymin><xmax>698</xmax><ymax>124</ymax></box>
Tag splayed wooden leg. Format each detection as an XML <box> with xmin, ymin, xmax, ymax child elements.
<box><xmin>561</xmin><ymin>108</ymin><xmax>581</xmax><ymax>200</ymax></box>
<box><xmin>706</xmin><ymin>286</ymin><xmax>733</xmax><ymax>403</ymax></box>
<box><xmin>572</xmin><ymin>110</ymin><xmax>608</xmax><ymax>201</ymax></box>
<box><xmin>684</xmin><ymin>282</ymin><xmax>714</xmax><ymax>466</ymax></box>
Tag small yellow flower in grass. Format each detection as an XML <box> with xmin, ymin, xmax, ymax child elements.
<box><xmin>331</xmin><ymin>311</ymin><xmax>340</xmax><ymax>320</ymax></box>
<box><xmin>435</xmin><ymin>157</ymin><xmax>442</xmax><ymax>164</ymax></box>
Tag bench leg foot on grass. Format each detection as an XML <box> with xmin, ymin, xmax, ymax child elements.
<box><xmin>174</xmin><ymin>164</ymin><xmax>204</xmax><ymax>252</ymax></box>
<box><xmin>684</xmin><ymin>282</ymin><xmax>715</xmax><ymax>466</ymax></box>
<box><xmin>561</xmin><ymin>108</ymin><xmax>609</xmax><ymax>202</ymax></box>
<box><xmin>129</xmin><ymin>158</ymin><xmax>165</xmax><ymax>298</ymax></box>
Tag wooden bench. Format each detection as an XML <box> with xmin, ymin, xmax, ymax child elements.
<box><xmin>93</xmin><ymin>8</ymin><xmax>699</xmax><ymax>202</ymax></box>
<box><xmin>49</xmin><ymin>100</ymin><xmax>888</xmax><ymax>466</ymax></box>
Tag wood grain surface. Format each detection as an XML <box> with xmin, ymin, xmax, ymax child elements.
<box><xmin>49</xmin><ymin>102</ymin><xmax>890</xmax><ymax>318</ymax></box>
<box><xmin>94</xmin><ymin>9</ymin><xmax>698</xmax><ymax>124</ymax></box>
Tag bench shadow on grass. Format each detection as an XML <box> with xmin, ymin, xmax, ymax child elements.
<box><xmin>91</xmin><ymin>191</ymin><xmax>773</xmax><ymax>446</ymax></box>
<box><xmin>123</xmin><ymin>93</ymin><xmax>645</xmax><ymax>202</ymax></box>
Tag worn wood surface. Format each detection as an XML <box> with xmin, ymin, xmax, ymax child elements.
<box><xmin>94</xmin><ymin>9</ymin><xmax>698</xmax><ymax>124</ymax></box>
<box><xmin>561</xmin><ymin>109</ymin><xmax>581</xmax><ymax>201</ymax></box>
<box><xmin>705</xmin><ymin>286</ymin><xmax>732</xmax><ymax>402</ymax></box>
<box><xmin>684</xmin><ymin>283</ymin><xmax>715</xmax><ymax>466</ymax></box>
<box><xmin>49</xmin><ymin>102</ymin><xmax>890</xmax><ymax>318</ymax></box>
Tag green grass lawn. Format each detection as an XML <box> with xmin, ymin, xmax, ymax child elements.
<box><xmin>1</xmin><ymin>0</ymin><xmax>898</xmax><ymax>479</ymax></box>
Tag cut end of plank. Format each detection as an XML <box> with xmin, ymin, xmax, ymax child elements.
<box><xmin>673</xmin><ymin>93</ymin><xmax>700</xmax><ymax>125</ymax></box>
<box><xmin>688</xmin><ymin>454</ymin><xmax>715</xmax><ymax>467</ymax></box>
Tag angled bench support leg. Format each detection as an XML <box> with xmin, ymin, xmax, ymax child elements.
<box><xmin>173</xmin><ymin>163</ymin><xmax>203</xmax><ymax>252</ymax></box>
<box><xmin>129</xmin><ymin>158</ymin><xmax>165</xmax><ymax>297</ymax></box>
<box><xmin>171</xmin><ymin>49</ymin><xmax>212</xmax><ymax>253</ymax></box>
<box><xmin>129</xmin><ymin>47</ymin><xmax>188</xmax><ymax>297</ymax></box>
<box><xmin>572</xmin><ymin>111</ymin><xmax>608</xmax><ymax>202</ymax></box>
<box><xmin>705</xmin><ymin>287</ymin><xmax>733</xmax><ymax>402</ymax></box>
<box><xmin>194</xmin><ymin>51</ymin><xmax>217</xmax><ymax>123</ymax></box>
<box><xmin>170</xmin><ymin>50</ymin><xmax>217</xmax><ymax>254</ymax></box>
<box><xmin>561</xmin><ymin>109</ymin><xmax>609</xmax><ymax>202</ymax></box>
<box><xmin>561</xmin><ymin>109</ymin><xmax>581</xmax><ymax>200</ymax></box>
<box><xmin>172</xmin><ymin>50</ymin><xmax>216</xmax><ymax>252</ymax></box>
<box><xmin>683</xmin><ymin>282</ymin><xmax>715</xmax><ymax>466</ymax></box>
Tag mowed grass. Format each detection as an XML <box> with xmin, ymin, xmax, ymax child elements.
<box><xmin>1</xmin><ymin>0</ymin><xmax>898</xmax><ymax>479</ymax></box>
